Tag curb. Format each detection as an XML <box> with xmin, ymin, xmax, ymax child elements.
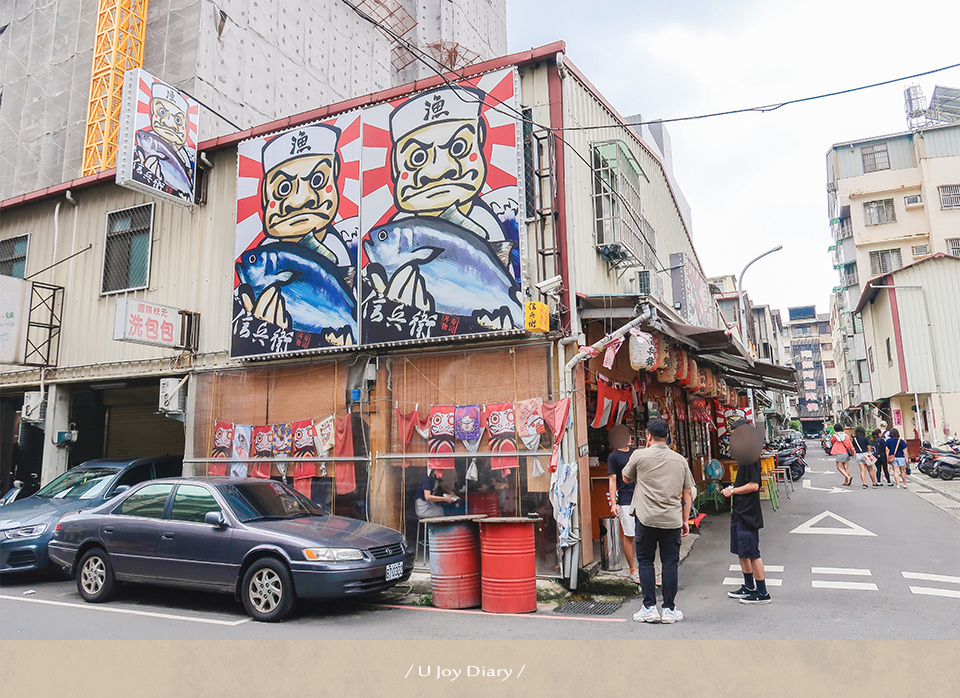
<box><xmin>909</xmin><ymin>474</ymin><xmax>960</xmax><ymax>504</ymax></box>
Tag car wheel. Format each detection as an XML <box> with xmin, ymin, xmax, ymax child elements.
<box><xmin>241</xmin><ymin>558</ymin><xmax>296</xmax><ymax>622</ymax></box>
<box><xmin>76</xmin><ymin>548</ymin><xmax>117</xmax><ymax>603</ymax></box>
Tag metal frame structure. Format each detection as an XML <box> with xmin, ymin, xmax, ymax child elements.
<box><xmin>82</xmin><ymin>0</ymin><xmax>150</xmax><ymax>175</ymax></box>
<box><xmin>23</xmin><ymin>282</ymin><xmax>64</xmax><ymax>367</ymax></box>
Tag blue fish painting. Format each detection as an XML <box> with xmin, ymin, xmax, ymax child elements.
<box><xmin>363</xmin><ymin>217</ymin><xmax>522</xmax><ymax>327</ymax></box>
<box><xmin>236</xmin><ymin>242</ymin><xmax>357</xmax><ymax>340</ymax></box>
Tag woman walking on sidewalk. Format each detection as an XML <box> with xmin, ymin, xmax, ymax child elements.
<box><xmin>871</xmin><ymin>429</ymin><xmax>893</xmax><ymax>486</ymax></box>
<box><xmin>852</xmin><ymin>427</ymin><xmax>878</xmax><ymax>488</ymax></box>
<box><xmin>886</xmin><ymin>428</ymin><xmax>910</xmax><ymax>489</ymax></box>
<box><xmin>829</xmin><ymin>424</ymin><xmax>856</xmax><ymax>486</ymax></box>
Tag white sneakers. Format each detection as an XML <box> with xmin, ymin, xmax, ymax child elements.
<box><xmin>633</xmin><ymin>605</ymin><xmax>683</xmax><ymax>623</ymax></box>
<box><xmin>633</xmin><ymin>605</ymin><xmax>661</xmax><ymax>623</ymax></box>
<box><xmin>660</xmin><ymin>607</ymin><xmax>684</xmax><ymax>623</ymax></box>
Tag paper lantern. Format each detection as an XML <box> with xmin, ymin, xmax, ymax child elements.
<box><xmin>656</xmin><ymin>344</ymin><xmax>678</xmax><ymax>383</ymax></box>
<box><xmin>673</xmin><ymin>347</ymin><xmax>689</xmax><ymax>383</ymax></box>
<box><xmin>628</xmin><ymin>329</ymin><xmax>658</xmax><ymax>372</ymax></box>
<box><xmin>679</xmin><ymin>357</ymin><xmax>699</xmax><ymax>388</ymax></box>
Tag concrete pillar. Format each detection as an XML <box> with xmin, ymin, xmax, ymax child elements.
<box><xmin>181</xmin><ymin>374</ymin><xmax>197</xmax><ymax>477</ymax></box>
<box><xmin>40</xmin><ymin>383</ymin><xmax>70</xmax><ymax>487</ymax></box>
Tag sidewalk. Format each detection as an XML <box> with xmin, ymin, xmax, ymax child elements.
<box><xmin>908</xmin><ymin>473</ymin><xmax>960</xmax><ymax>521</ymax></box>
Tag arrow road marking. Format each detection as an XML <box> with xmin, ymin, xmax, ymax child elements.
<box><xmin>812</xmin><ymin>581</ymin><xmax>879</xmax><ymax>591</ymax></box>
<box><xmin>802</xmin><ymin>480</ymin><xmax>846</xmax><ymax>494</ymax></box>
<box><xmin>790</xmin><ymin>510</ymin><xmax>877</xmax><ymax>536</ymax></box>
<box><xmin>812</xmin><ymin>567</ymin><xmax>872</xmax><ymax>576</ymax></box>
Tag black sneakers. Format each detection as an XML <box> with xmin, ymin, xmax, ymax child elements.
<box><xmin>727</xmin><ymin>585</ymin><xmax>755</xmax><ymax>599</ymax></box>
<box><xmin>740</xmin><ymin>591</ymin><xmax>772</xmax><ymax>604</ymax></box>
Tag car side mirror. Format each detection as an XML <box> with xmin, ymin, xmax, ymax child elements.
<box><xmin>204</xmin><ymin>511</ymin><xmax>228</xmax><ymax>528</ymax></box>
<box><xmin>108</xmin><ymin>484</ymin><xmax>131</xmax><ymax>499</ymax></box>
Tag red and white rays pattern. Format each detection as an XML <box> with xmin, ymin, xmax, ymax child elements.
<box><xmin>134</xmin><ymin>73</ymin><xmax>200</xmax><ymax>148</ymax></box>
<box><xmin>234</xmin><ymin>112</ymin><xmax>363</xmax><ymax>264</ymax></box>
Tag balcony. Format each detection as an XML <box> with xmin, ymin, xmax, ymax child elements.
<box><xmin>831</xmin><ymin>218</ymin><xmax>853</xmax><ymax>243</ymax></box>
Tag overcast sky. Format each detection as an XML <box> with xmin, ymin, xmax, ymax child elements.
<box><xmin>506</xmin><ymin>0</ymin><xmax>960</xmax><ymax>315</ymax></box>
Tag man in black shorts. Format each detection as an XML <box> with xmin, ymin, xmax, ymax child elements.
<box><xmin>721</xmin><ymin>420</ymin><xmax>771</xmax><ymax>605</ymax></box>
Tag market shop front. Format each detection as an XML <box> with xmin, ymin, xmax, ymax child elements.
<box><xmin>189</xmin><ymin>341</ymin><xmax>571</xmax><ymax>576</ymax></box>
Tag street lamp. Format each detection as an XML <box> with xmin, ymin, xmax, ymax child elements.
<box><xmin>736</xmin><ymin>244</ymin><xmax>783</xmax><ymax>425</ymax></box>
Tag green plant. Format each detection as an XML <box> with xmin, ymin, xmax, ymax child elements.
<box><xmin>789</xmin><ymin>420</ymin><xmax>802</xmax><ymax>432</ymax></box>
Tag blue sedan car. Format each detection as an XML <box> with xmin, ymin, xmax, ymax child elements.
<box><xmin>49</xmin><ymin>477</ymin><xmax>414</xmax><ymax>622</ymax></box>
<box><xmin>0</xmin><ymin>457</ymin><xmax>183</xmax><ymax>575</ymax></box>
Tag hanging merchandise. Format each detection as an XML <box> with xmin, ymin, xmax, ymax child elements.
<box><xmin>427</xmin><ymin>406</ymin><xmax>457</xmax><ymax>472</ymax></box>
<box><xmin>675</xmin><ymin>401</ymin><xmax>688</xmax><ymax>421</ymax></box>
<box><xmin>272</xmin><ymin>423</ymin><xmax>293</xmax><ymax>478</ymax></box>
<box><xmin>690</xmin><ymin>400</ymin><xmax>712</xmax><ymax>423</ymax></box>
<box><xmin>454</xmin><ymin>404</ymin><xmax>483</xmax><ymax>477</ymax></box>
<box><xmin>542</xmin><ymin>397</ymin><xmax>571</xmax><ymax>473</ymax></box>
<box><xmin>592</xmin><ymin>378</ymin><xmax>618</xmax><ymax>430</ymax></box>
<box><xmin>291</xmin><ymin>419</ymin><xmax>317</xmax><ymax>496</ymax></box>
<box><xmin>578</xmin><ymin>344</ymin><xmax>602</xmax><ymax>359</ymax></box>
<box><xmin>674</xmin><ymin>347</ymin><xmax>690</xmax><ymax>384</ymax></box>
<box><xmin>251</xmin><ymin>426</ymin><xmax>273</xmax><ymax>479</ymax></box>
<box><xmin>515</xmin><ymin>397</ymin><xmax>546</xmax><ymax>474</ymax></box>
<box><xmin>209</xmin><ymin>421</ymin><xmax>233</xmax><ymax>476</ymax></box>
<box><xmin>656</xmin><ymin>344</ymin><xmax>678</xmax><ymax>383</ymax></box>
<box><xmin>631</xmin><ymin>378</ymin><xmax>643</xmax><ymax>412</ymax></box>
<box><xmin>679</xmin><ymin>356</ymin><xmax>699</xmax><ymax>388</ymax></box>
<box><xmin>483</xmin><ymin>402</ymin><xmax>518</xmax><ymax>472</ymax></box>
<box><xmin>549</xmin><ymin>458</ymin><xmax>579</xmax><ymax>550</ymax></box>
<box><xmin>231</xmin><ymin>424</ymin><xmax>251</xmax><ymax>478</ymax></box>
<box><xmin>628</xmin><ymin>328</ymin><xmax>658</xmax><ymax>371</ymax></box>
<box><xmin>334</xmin><ymin>414</ymin><xmax>357</xmax><ymax>495</ymax></box>
<box><xmin>395</xmin><ymin>408</ymin><xmax>427</xmax><ymax>468</ymax></box>
<box><xmin>313</xmin><ymin>414</ymin><xmax>335</xmax><ymax>476</ymax></box>
<box><xmin>602</xmin><ymin>335</ymin><xmax>624</xmax><ymax>370</ymax></box>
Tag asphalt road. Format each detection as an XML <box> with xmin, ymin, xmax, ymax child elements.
<box><xmin>1</xmin><ymin>448</ymin><xmax>958</xmax><ymax>640</ymax></box>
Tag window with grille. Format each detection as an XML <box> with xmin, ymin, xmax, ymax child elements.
<box><xmin>861</xmin><ymin>143</ymin><xmax>890</xmax><ymax>173</ymax></box>
<box><xmin>863</xmin><ymin>199</ymin><xmax>896</xmax><ymax>225</ymax></box>
<box><xmin>868</xmin><ymin>346</ymin><xmax>875</xmax><ymax>373</ymax></box>
<box><xmin>939</xmin><ymin>185</ymin><xmax>960</xmax><ymax>209</ymax></box>
<box><xmin>0</xmin><ymin>235</ymin><xmax>29</xmax><ymax>278</ymax></box>
<box><xmin>853</xmin><ymin>313</ymin><xmax>863</xmax><ymax>334</ymax></box>
<box><xmin>592</xmin><ymin>141</ymin><xmax>645</xmax><ymax>261</ymax></box>
<box><xmin>102</xmin><ymin>204</ymin><xmax>153</xmax><ymax>294</ymax></box>
<box><xmin>869</xmin><ymin>248</ymin><xmax>902</xmax><ymax>276</ymax></box>
<box><xmin>857</xmin><ymin>360</ymin><xmax>869</xmax><ymax>383</ymax></box>
<box><xmin>521</xmin><ymin>107</ymin><xmax>536</xmax><ymax>219</ymax></box>
<box><xmin>841</xmin><ymin>262</ymin><xmax>858</xmax><ymax>287</ymax></box>
<box><xmin>947</xmin><ymin>238</ymin><xmax>960</xmax><ymax>257</ymax></box>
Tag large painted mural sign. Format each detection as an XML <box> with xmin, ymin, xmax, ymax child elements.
<box><xmin>231</xmin><ymin>68</ymin><xmax>524</xmax><ymax>359</ymax></box>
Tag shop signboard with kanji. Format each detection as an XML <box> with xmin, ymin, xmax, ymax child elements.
<box><xmin>230</xmin><ymin>67</ymin><xmax>525</xmax><ymax>359</ymax></box>
<box><xmin>0</xmin><ymin>274</ymin><xmax>32</xmax><ymax>364</ymax></box>
<box><xmin>116</xmin><ymin>69</ymin><xmax>201</xmax><ymax>207</ymax></box>
<box><xmin>113</xmin><ymin>299</ymin><xmax>179</xmax><ymax>348</ymax></box>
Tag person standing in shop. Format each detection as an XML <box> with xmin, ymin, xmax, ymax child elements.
<box><xmin>622</xmin><ymin>418</ymin><xmax>694</xmax><ymax>624</ymax></box>
<box><xmin>722</xmin><ymin>420</ymin><xmax>771</xmax><ymax>605</ymax></box>
<box><xmin>607</xmin><ymin>424</ymin><xmax>639</xmax><ymax>584</ymax></box>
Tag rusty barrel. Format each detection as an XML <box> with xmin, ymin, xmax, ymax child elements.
<box><xmin>466</xmin><ymin>491</ymin><xmax>500</xmax><ymax>517</ymax></box>
<box><xmin>426</xmin><ymin>517</ymin><xmax>482</xmax><ymax>609</ymax></box>
<box><xmin>479</xmin><ymin>517</ymin><xmax>538</xmax><ymax>614</ymax></box>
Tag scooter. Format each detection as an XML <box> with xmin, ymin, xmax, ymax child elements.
<box><xmin>936</xmin><ymin>453</ymin><xmax>960</xmax><ymax>481</ymax></box>
<box><xmin>917</xmin><ymin>440</ymin><xmax>960</xmax><ymax>478</ymax></box>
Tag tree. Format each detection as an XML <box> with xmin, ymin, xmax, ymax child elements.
<box><xmin>789</xmin><ymin>419</ymin><xmax>802</xmax><ymax>432</ymax></box>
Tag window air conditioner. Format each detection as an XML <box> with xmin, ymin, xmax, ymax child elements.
<box><xmin>22</xmin><ymin>391</ymin><xmax>46</xmax><ymax>424</ymax></box>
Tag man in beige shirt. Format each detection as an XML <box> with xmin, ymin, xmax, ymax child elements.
<box><xmin>622</xmin><ymin>418</ymin><xmax>694</xmax><ymax>624</ymax></box>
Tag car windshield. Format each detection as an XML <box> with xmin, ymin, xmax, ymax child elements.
<box><xmin>217</xmin><ymin>481</ymin><xmax>327</xmax><ymax>523</ymax></box>
<box><xmin>33</xmin><ymin>467</ymin><xmax>121</xmax><ymax>500</ymax></box>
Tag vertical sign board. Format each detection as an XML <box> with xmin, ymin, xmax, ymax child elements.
<box><xmin>116</xmin><ymin>68</ymin><xmax>201</xmax><ymax>207</ymax></box>
<box><xmin>114</xmin><ymin>298</ymin><xmax>180</xmax><ymax>348</ymax></box>
<box><xmin>670</xmin><ymin>252</ymin><xmax>716</xmax><ymax>329</ymax></box>
<box><xmin>0</xmin><ymin>275</ymin><xmax>32</xmax><ymax>365</ymax></box>
<box><xmin>230</xmin><ymin>67</ymin><xmax>525</xmax><ymax>359</ymax></box>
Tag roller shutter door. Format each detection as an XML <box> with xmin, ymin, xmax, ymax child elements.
<box><xmin>105</xmin><ymin>405</ymin><xmax>184</xmax><ymax>459</ymax></box>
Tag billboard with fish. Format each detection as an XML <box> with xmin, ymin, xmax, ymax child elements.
<box><xmin>232</xmin><ymin>113</ymin><xmax>362</xmax><ymax>358</ymax></box>
<box><xmin>358</xmin><ymin>68</ymin><xmax>524</xmax><ymax>344</ymax></box>
<box><xmin>230</xmin><ymin>68</ymin><xmax>524</xmax><ymax>358</ymax></box>
<box><xmin>116</xmin><ymin>68</ymin><xmax>201</xmax><ymax>207</ymax></box>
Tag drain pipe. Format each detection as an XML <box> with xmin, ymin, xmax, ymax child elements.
<box><xmin>558</xmin><ymin>302</ymin><xmax>655</xmax><ymax>589</ymax></box>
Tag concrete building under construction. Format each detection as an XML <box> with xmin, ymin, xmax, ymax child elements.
<box><xmin>0</xmin><ymin>0</ymin><xmax>507</xmax><ymax>199</ymax></box>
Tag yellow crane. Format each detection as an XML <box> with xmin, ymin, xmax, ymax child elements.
<box><xmin>81</xmin><ymin>0</ymin><xmax>150</xmax><ymax>176</ymax></box>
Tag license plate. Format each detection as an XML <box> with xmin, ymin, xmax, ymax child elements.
<box><xmin>385</xmin><ymin>561</ymin><xmax>404</xmax><ymax>581</ymax></box>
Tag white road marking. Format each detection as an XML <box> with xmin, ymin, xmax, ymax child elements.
<box><xmin>802</xmin><ymin>480</ymin><xmax>846</xmax><ymax>494</ymax></box>
<box><xmin>722</xmin><ymin>577</ymin><xmax>782</xmax><ymax>587</ymax></box>
<box><xmin>790</xmin><ymin>510</ymin><xmax>877</xmax><ymax>537</ymax></box>
<box><xmin>0</xmin><ymin>594</ymin><xmax>251</xmax><ymax>626</ymax></box>
<box><xmin>812</xmin><ymin>567</ymin><xmax>872</xmax><ymax>576</ymax></box>
<box><xmin>729</xmin><ymin>564</ymin><xmax>784</xmax><ymax>572</ymax></box>
<box><xmin>811</xmin><ymin>581</ymin><xmax>878</xmax><ymax>591</ymax></box>
<box><xmin>908</xmin><ymin>586</ymin><xmax>960</xmax><ymax>599</ymax></box>
<box><xmin>901</xmin><ymin>572</ymin><xmax>960</xmax><ymax>585</ymax></box>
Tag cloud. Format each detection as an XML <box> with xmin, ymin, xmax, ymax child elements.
<box><xmin>507</xmin><ymin>0</ymin><xmax>960</xmax><ymax>313</ymax></box>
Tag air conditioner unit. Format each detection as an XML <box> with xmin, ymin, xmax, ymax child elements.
<box><xmin>904</xmin><ymin>194</ymin><xmax>923</xmax><ymax>208</ymax></box>
<box><xmin>22</xmin><ymin>391</ymin><xmax>46</xmax><ymax>424</ymax></box>
<box><xmin>912</xmin><ymin>244</ymin><xmax>931</xmax><ymax>257</ymax></box>
<box><xmin>159</xmin><ymin>377</ymin><xmax>187</xmax><ymax>415</ymax></box>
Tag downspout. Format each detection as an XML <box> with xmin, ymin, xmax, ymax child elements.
<box><xmin>559</xmin><ymin>303</ymin><xmax>655</xmax><ymax>589</ymax></box>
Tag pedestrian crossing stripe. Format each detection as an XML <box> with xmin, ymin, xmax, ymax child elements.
<box><xmin>789</xmin><ymin>510</ymin><xmax>877</xmax><ymax>537</ymax></box>
<box><xmin>901</xmin><ymin>571</ymin><xmax>960</xmax><ymax>585</ymax></box>
<box><xmin>909</xmin><ymin>586</ymin><xmax>960</xmax><ymax>599</ymax></box>
<box><xmin>812</xmin><ymin>567</ymin><xmax>872</xmax><ymax>576</ymax></box>
<box><xmin>729</xmin><ymin>565</ymin><xmax>784</xmax><ymax>572</ymax></box>
<box><xmin>722</xmin><ymin>577</ymin><xmax>782</xmax><ymax>587</ymax></box>
<box><xmin>812</xmin><ymin>580</ymin><xmax>878</xmax><ymax>590</ymax></box>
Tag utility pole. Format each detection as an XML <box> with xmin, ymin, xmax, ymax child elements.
<box><xmin>737</xmin><ymin>245</ymin><xmax>783</xmax><ymax>425</ymax></box>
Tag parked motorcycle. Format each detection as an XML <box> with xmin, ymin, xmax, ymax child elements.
<box><xmin>917</xmin><ymin>439</ymin><xmax>960</xmax><ymax>479</ymax></box>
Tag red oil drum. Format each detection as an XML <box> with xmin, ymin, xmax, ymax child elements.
<box><xmin>466</xmin><ymin>491</ymin><xmax>500</xmax><ymax>517</ymax></box>
<box><xmin>427</xmin><ymin>518</ymin><xmax>482</xmax><ymax>609</ymax></box>
<box><xmin>479</xmin><ymin>518</ymin><xmax>538</xmax><ymax>613</ymax></box>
